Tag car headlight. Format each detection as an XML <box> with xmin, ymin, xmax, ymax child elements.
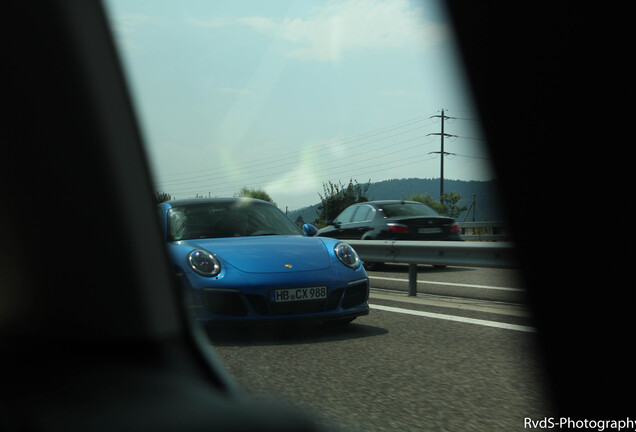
<box><xmin>334</xmin><ymin>242</ymin><xmax>361</xmax><ymax>269</ymax></box>
<box><xmin>187</xmin><ymin>249</ymin><xmax>221</xmax><ymax>277</ymax></box>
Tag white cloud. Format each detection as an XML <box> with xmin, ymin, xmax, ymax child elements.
<box><xmin>194</xmin><ymin>0</ymin><xmax>449</xmax><ymax>62</ymax></box>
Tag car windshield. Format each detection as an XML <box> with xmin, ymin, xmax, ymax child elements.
<box><xmin>380</xmin><ymin>202</ymin><xmax>439</xmax><ymax>218</ymax></box>
<box><xmin>167</xmin><ymin>201</ymin><xmax>301</xmax><ymax>241</ymax></box>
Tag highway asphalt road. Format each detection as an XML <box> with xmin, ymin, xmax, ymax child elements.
<box><xmin>206</xmin><ymin>266</ymin><xmax>554</xmax><ymax>432</ymax></box>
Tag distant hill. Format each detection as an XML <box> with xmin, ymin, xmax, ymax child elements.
<box><xmin>287</xmin><ymin>178</ymin><xmax>504</xmax><ymax>225</ymax></box>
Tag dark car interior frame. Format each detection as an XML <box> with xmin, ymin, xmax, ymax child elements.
<box><xmin>1</xmin><ymin>0</ymin><xmax>628</xmax><ymax>430</ymax></box>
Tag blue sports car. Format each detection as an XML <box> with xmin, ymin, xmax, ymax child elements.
<box><xmin>157</xmin><ymin>198</ymin><xmax>369</xmax><ymax>325</ymax></box>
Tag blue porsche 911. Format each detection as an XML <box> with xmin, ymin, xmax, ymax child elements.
<box><xmin>157</xmin><ymin>198</ymin><xmax>369</xmax><ymax>325</ymax></box>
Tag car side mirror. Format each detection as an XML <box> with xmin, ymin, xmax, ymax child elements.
<box><xmin>302</xmin><ymin>223</ymin><xmax>318</xmax><ymax>237</ymax></box>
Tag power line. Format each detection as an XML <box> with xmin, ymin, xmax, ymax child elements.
<box><xmin>172</xmin><ymin>153</ymin><xmax>441</xmax><ymax>199</ymax></box>
<box><xmin>154</xmin><ymin>114</ymin><xmax>438</xmax><ymax>182</ymax></box>
<box><xmin>152</xmin><ymin>111</ymin><xmax>484</xmax><ymax>200</ymax></box>
<box><xmin>452</xmin><ymin>153</ymin><xmax>490</xmax><ymax>160</ymax></box>
<box><xmin>455</xmin><ymin>135</ymin><xmax>485</xmax><ymax>141</ymax></box>
<box><xmin>154</xmin><ymin>123</ymin><xmax>438</xmax><ymax>188</ymax></box>
<box><xmin>163</xmin><ymin>137</ymin><xmax>441</xmax><ymax>196</ymax></box>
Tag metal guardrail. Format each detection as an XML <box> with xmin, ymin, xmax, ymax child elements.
<box><xmin>347</xmin><ymin>240</ymin><xmax>518</xmax><ymax>296</ymax></box>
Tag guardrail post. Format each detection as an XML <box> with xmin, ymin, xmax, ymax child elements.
<box><xmin>408</xmin><ymin>264</ymin><xmax>417</xmax><ymax>296</ymax></box>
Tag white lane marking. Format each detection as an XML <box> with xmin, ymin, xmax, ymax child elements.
<box><xmin>370</xmin><ymin>304</ymin><xmax>536</xmax><ymax>333</ymax></box>
<box><xmin>369</xmin><ymin>275</ymin><xmax>524</xmax><ymax>292</ymax></box>
<box><xmin>369</xmin><ymin>291</ymin><xmax>532</xmax><ymax>318</ymax></box>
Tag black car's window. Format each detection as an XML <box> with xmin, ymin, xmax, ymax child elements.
<box><xmin>380</xmin><ymin>202</ymin><xmax>439</xmax><ymax>218</ymax></box>
<box><xmin>333</xmin><ymin>206</ymin><xmax>358</xmax><ymax>224</ymax></box>
<box><xmin>351</xmin><ymin>205</ymin><xmax>373</xmax><ymax>222</ymax></box>
<box><xmin>167</xmin><ymin>201</ymin><xmax>301</xmax><ymax>241</ymax></box>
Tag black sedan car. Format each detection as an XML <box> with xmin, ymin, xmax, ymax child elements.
<box><xmin>317</xmin><ymin>200</ymin><xmax>462</xmax><ymax>241</ymax></box>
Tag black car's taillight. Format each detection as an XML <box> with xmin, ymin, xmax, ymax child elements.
<box><xmin>387</xmin><ymin>223</ymin><xmax>409</xmax><ymax>234</ymax></box>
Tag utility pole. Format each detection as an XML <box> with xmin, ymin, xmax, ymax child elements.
<box><xmin>428</xmin><ymin>109</ymin><xmax>457</xmax><ymax>200</ymax></box>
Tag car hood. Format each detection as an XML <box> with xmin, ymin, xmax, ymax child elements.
<box><xmin>178</xmin><ymin>235</ymin><xmax>331</xmax><ymax>273</ymax></box>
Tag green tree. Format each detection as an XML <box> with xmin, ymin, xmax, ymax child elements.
<box><xmin>405</xmin><ymin>193</ymin><xmax>443</xmax><ymax>214</ymax></box>
<box><xmin>405</xmin><ymin>192</ymin><xmax>467</xmax><ymax>218</ymax></box>
<box><xmin>155</xmin><ymin>192</ymin><xmax>172</xmax><ymax>203</ymax></box>
<box><xmin>439</xmin><ymin>192</ymin><xmax>467</xmax><ymax>218</ymax></box>
<box><xmin>315</xmin><ymin>179</ymin><xmax>370</xmax><ymax>227</ymax></box>
<box><xmin>294</xmin><ymin>214</ymin><xmax>305</xmax><ymax>229</ymax></box>
<box><xmin>235</xmin><ymin>187</ymin><xmax>277</xmax><ymax>207</ymax></box>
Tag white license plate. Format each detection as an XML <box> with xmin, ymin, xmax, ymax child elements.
<box><xmin>418</xmin><ymin>227</ymin><xmax>442</xmax><ymax>234</ymax></box>
<box><xmin>273</xmin><ymin>286</ymin><xmax>327</xmax><ymax>303</ymax></box>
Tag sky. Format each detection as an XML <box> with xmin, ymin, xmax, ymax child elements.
<box><xmin>104</xmin><ymin>0</ymin><xmax>493</xmax><ymax>211</ymax></box>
